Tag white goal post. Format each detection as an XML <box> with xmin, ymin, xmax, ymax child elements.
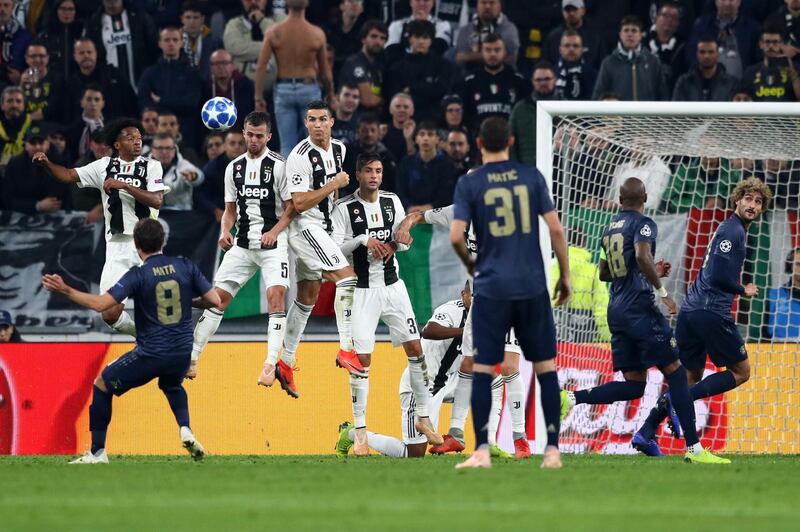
<box><xmin>529</xmin><ymin>101</ymin><xmax>800</xmax><ymax>455</ymax></box>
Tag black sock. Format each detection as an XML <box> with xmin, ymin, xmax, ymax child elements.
<box><xmin>575</xmin><ymin>380</ymin><xmax>646</xmax><ymax>405</ymax></box>
<box><xmin>691</xmin><ymin>370</ymin><xmax>737</xmax><ymax>400</ymax></box>
<box><xmin>162</xmin><ymin>385</ymin><xmax>190</xmax><ymax>428</ymax></box>
<box><xmin>665</xmin><ymin>366</ymin><xmax>699</xmax><ymax>447</ymax></box>
<box><xmin>471</xmin><ymin>372</ymin><xmax>492</xmax><ymax>449</ymax></box>
<box><xmin>537</xmin><ymin>370</ymin><xmax>561</xmax><ymax>448</ymax></box>
<box><xmin>89</xmin><ymin>385</ymin><xmax>112</xmax><ymax>453</ymax></box>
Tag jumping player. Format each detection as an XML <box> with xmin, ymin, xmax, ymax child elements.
<box><xmin>42</xmin><ymin>219</ymin><xmax>220</xmax><ymax>463</ymax></box>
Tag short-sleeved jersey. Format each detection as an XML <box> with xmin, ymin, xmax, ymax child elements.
<box><xmin>399</xmin><ymin>298</ymin><xmax>467</xmax><ymax>395</ymax></box>
<box><xmin>600</xmin><ymin>210</ymin><xmax>658</xmax><ymax>317</ymax></box>
<box><xmin>682</xmin><ymin>214</ymin><xmax>747</xmax><ymax>316</ymax></box>
<box><xmin>76</xmin><ymin>156</ymin><xmax>164</xmax><ymax>241</ymax></box>
<box><xmin>461</xmin><ymin>68</ymin><xmax>530</xmax><ymax>129</ymax></box>
<box><xmin>223</xmin><ymin>148</ymin><xmax>289</xmax><ymax>250</ymax></box>
<box><xmin>424</xmin><ymin>205</ymin><xmax>477</xmax><ymax>257</ymax></box>
<box><xmin>285</xmin><ymin>137</ymin><xmax>347</xmax><ymax>234</ymax></box>
<box><xmin>453</xmin><ymin>161</ymin><xmax>554</xmax><ymax>300</ymax></box>
<box><xmin>332</xmin><ymin>190</ymin><xmax>406</xmax><ymax>288</ymax></box>
<box><xmin>108</xmin><ymin>254</ymin><xmax>212</xmax><ymax>358</ymax></box>
<box><xmin>339</xmin><ymin>51</ymin><xmax>384</xmax><ymax>99</ymax></box>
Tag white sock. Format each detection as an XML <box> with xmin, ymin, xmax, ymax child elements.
<box><xmin>334</xmin><ymin>277</ymin><xmax>356</xmax><ymax>351</ymax></box>
<box><xmin>110</xmin><ymin>311</ymin><xmax>136</xmax><ymax>336</ymax></box>
<box><xmin>407</xmin><ymin>356</ymin><xmax>430</xmax><ymax>417</ymax></box>
<box><xmin>282</xmin><ymin>300</ymin><xmax>313</xmax><ymax>366</ymax></box>
<box><xmin>450</xmin><ymin>370</ymin><xmax>472</xmax><ymax>434</ymax></box>
<box><xmin>350</xmin><ymin>372</ymin><xmax>369</xmax><ymax>428</ymax></box>
<box><xmin>504</xmin><ymin>372</ymin><xmax>526</xmax><ymax>437</ymax></box>
<box><xmin>191</xmin><ymin>308</ymin><xmax>223</xmax><ymax>361</ymax></box>
<box><xmin>487</xmin><ymin>375</ymin><xmax>504</xmax><ymax>446</ymax></box>
<box><xmin>688</xmin><ymin>442</ymin><xmax>704</xmax><ymax>455</ymax></box>
<box><xmin>265</xmin><ymin>312</ymin><xmax>286</xmax><ymax>365</ymax></box>
<box><xmin>348</xmin><ymin>428</ymin><xmax>407</xmax><ymax>458</ymax></box>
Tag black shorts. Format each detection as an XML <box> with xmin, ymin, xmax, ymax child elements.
<box><xmin>471</xmin><ymin>292</ymin><xmax>556</xmax><ymax>366</ymax></box>
<box><xmin>101</xmin><ymin>348</ymin><xmax>190</xmax><ymax>396</ymax></box>
<box><xmin>676</xmin><ymin>309</ymin><xmax>747</xmax><ymax>371</ymax></box>
<box><xmin>609</xmin><ymin>309</ymin><xmax>678</xmax><ymax>372</ymax></box>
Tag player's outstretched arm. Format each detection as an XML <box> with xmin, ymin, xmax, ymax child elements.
<box><xmin>543</xmin><ymin>210</ymin><xmax>572</xmax><ymax>306</ymax></box>
<box><xmin>102</xmin><ymin>179</ymin><xmax>164</xmax><ymax>209</ymax></box>
<box><xmin>42</xmin><ymin>274</ymin><xmax>117</xmax><ymax>312</ymax></box>
<box><xmin>291</xmin><ymin>171</ymin><xmax>349</xmax><ymax>212</ymax></box>
<box><xmin>195</xmin><ymin>288</ymin><xmax>222</xmax><ymax>310</ymax></box>
<box><xmin>598</xmin><ymin>259</ymin><xmax>612</xmax><ymax>282</ymax></box>
<box><xmin>218</xmin><ymin>202</ymin><xmax>237</xmax><ymax>250</ymax></box>
<box><xmin>634</xmin><ymin>241</ymin><xmax>677</xmax><ymax>315</ymax></box>
<box><xmin>261</xmin><ymin>199</ymin><xmax>299</xmax><ymax>247</ymax></box>
<box><xmin>422</xmin><ymin>321</ymin><xmax>462</xmax><ymax>340</ymax></box>
<box><xmin>450</xmin><ymin>219</ymin><xmax>474</xmax><ymax>275</ymax></box>
<box><xmin>394</xmin><ymin>211</ymin><xmax>425</xmax><ymax>246</ymax></box>
<box><xmin>32</xmin><ymin>152</ymin><xmax>79</xmax><ymax>183</ymax></box>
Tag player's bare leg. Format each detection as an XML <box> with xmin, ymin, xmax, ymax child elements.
<box><xmin>187</xmin><ymin>288</ymin><xmax>233</xmax><ymax>379</ymax></box>
<box><xmin>103</xmin><ymin>303</ymin><xmax>136</xmax><ymax>336</ymax></box>
<box><xmin>258</xmin><ymin>285</ymin><xmax>288</xmax><ymax>389</ymax></box>
<box><xmin>402</xmin><ymin>339</ymin><xmax>442</xmax><ymax>446</ymax></box>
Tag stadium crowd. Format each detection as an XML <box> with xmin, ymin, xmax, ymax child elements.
<box><xmin>0</xmin><ymin>0</ymin><xmax>799</xmax><ymax>338</ymax></box>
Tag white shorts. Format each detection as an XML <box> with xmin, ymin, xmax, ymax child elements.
<box><xmin>399</xmin><ymin>370</ymin><xmax>456</xmax><ymax>445</ymax></box>
<box><xmin>462</xmin><ymin>305</ymin><xmax>521</xmax><ymax>357</ymax></box>
<box><xmin>214</xmin><ymin>238</ymin><xmax>290</xmax><ymax>297</ymax></box>
<box><xmin>100</xmin><ymin>236</ymin><xmax>141</xmax><ymax>293</ymax></box>
<box><xmin>352</xmin><ymin>280</ymin><xmax>419</xmax><ymax>354</ymax></box>
<box><xmin>289</xmin><ymin>224</ymin><xmax>347</xmax><ymax>281</ymax></box>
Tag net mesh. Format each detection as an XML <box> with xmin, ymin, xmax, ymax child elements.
<box><xmin>550</xmin><ymin>113</ymin><xmax>800</xmax><ymax>454</ymax></box>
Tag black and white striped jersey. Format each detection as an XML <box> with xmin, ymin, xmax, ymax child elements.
<box><xmin>285</xmin><ymin>136</ymin><xmax>347</xmax><ymax>234</ymax></box>
<box><xmin>224</xmin><ymin>148</ymin><xmax>289</xmax><ymax>250</ymax></box>
<box><xmin>75</xmin><ymin>155</ymin><xmax>165</xmax><ymax>241</ymax></box>
<box><xmin>332</xmin><ymin>190</ymin><xmax>407</xmax><ymax>288</ymax></box>
<box><xmin>424</xmin><ymin>204</ymin><xmax>476</xmax><ymax>257</ymax></box>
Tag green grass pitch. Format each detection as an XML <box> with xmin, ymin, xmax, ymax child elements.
<box><xmin>2</xmin><ymin>454</ymin><xmax>798</xmax><ymax>531</ymax></box>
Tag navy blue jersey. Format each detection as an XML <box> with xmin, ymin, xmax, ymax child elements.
<box><xmin>682</xmin><ymin>214</ymin><xmax>747</xmax><ymax>315</ymax></box>
<box><xmin>108</xmin><ymin>255</ymin><xmax>212</xmax><ymax>358</ymax></box>
<box><xmin>600</xmin><ymin>210</ymin><xmax>659</xmax><ymax>318</ymax></box>
<box><xmin>453</xmin><ymin>160</ymin><xmax>554</xmax><ymax>299</ymax></box>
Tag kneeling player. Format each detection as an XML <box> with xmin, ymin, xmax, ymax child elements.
<box><xmin>42</xmin><ymin>219</ymin><xmax>220</xmax><ymax>463</ymax></box>
<box><xmin>189</xmin><ymin>112</ymin><xmax>294</xmax><ymax>393</ymax></box>
<box><xmin>634</xmin><ymin>178</ymin><xmax>770</xmax><ymax>455</ymax></box>
<box><xmin>332</xmin><ymin>154</ymin><xmax>441</xmax><ymax>454</ymax></box>
<box><xmin>561</xmin><ymin>178</ymin><xmax>729</xmax><ymax>464</ymax></box>
<box><xmin>336</xmin><ymin>284</ymin><xmax>471</xmax><ymax>458</ymax></box>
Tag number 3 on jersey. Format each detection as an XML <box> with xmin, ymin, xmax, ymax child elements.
<box><xmin>602</xmin><ymin>233</ymin><xmax>627</xmax><ymax>278</ymax></box>
<box><xmin>483</xmin><ymin>185</ymin><xmax>531</xmax><ymax>237</ymax></box>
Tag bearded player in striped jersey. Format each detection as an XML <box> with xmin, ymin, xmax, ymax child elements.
<box><xmin>188</xmin><ymin>111</ymin><xmax>294</xmax><ymax>387</ymax></box>
<box><xmin>33</xmin><ymin>119</ymin><xmax>165</xmax><ymax>337</ymax></box>
<box><xmin>396</xmin><ymin>207</ymin><xmax>532</xmax><ymax>459</ymax></box>
<box><xmin>331</xmin><ymin>154</ymin><xmax>442</xmax><ymax>454</ymax></box>
<box><xmin>336</xmin><ymin>284</ymin><xmax>471</xmax><ymax>458</ymax></box>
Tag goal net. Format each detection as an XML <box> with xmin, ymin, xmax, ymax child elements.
<box><xmin>536</xmin><ymin>102</ymin><xmax>800</xmax><ymax>454</ymax></box>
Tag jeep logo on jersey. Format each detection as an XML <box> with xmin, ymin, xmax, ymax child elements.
<box><xmin>239</xmin><ymin>186</ymin><xmax>270</xmax><ymax>199</ymax></box>
<box><xmin>368</xmin><ymin>228</ymin><xmax>391</xmax><ymax>241</ymax></box>
<box><xmin>114</xmin><ymin>176</ymin><xmax>142</xmax><ymax>188</ymax></box>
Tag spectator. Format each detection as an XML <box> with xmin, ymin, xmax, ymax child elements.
<box><xmin>66</xmin><ymin>84</ymin><xmax>105</xmax><ymax>163</ymax></box>
<box><xmin>201</xmin><ymin>131</ymin><xmax>225</xmax><ymax>165</ymax></box>
<box><xmin>455</xmin><ymin>0</ymin><xmax>521</xmax><ymax>68</ymax></box>
<box><xmin>396</xmin><ymin>121</ymin><xmax>458</xmax><ymax>211</ymax></box>
<box><xmin>2</xmin><ymin>126</ymin><xmax>71</xmax><ymax>214</ymax></box>
<box><xmin>383</xmin><ymin>90</ymin><xmax>416</xmax><ymax>163</ymax></box>
<box><xmin>766</xmin><ymin>0</ymin><xmax>800</xmax><ymax>50</ymax></box>
<box><xmin>0</xmin><ymin>86</ymin><xmax>32</xmax><ymax>169</ymax></box>
<box><xmin>758</xmin><ymin>158</ymin><xmax>800</xmax><ymax>209</ymax></box>
<box><xmin>128</xmin><ymin>0</ymin><xmax>182</xmax><ymax>27</ymax></box>
<box><xmin>731</xmin><ymin>86</ymin><xmax>753</xmax><ymax>100</ymax></box>
<box><xmin>0</xmin><ymin>0</ymin><xmax>32</xmax><ymax>86</ymax></box>
<box><xmin>644</xmin><ymin>2</ymin><xmax>686</xmax><ymax>90</ymax></box>
<box><xmin>47</xmin><ymin>125</ymin><xmax>69</xmax><ymax>162</ymax></box>
<box><xmin>180</xmin><ymin>0</ymin><xmax>223</xmax><ymax>81</ymax></box>
<box><xmin>767</xmin><ymin>248</ymin><xmax>800</xmax><ymax>340</ymax></box>
<box><xmin>151</xmin><ymin>132</ymin><xmax>204</xmax><ymax>211</ymax></box>
<box><xmin>660</xmin><ymin>156</ymin><xmax>741</xmax><ymax>213</ymax></box>
<box><xmin>141</xmin><ymin>106</ymin><xmax>158</xmax><ymax>149</ymax></box>
<box><xmin>740</xmin><ymin>28</ymin><xmax>800</xmax><ymax>101</ymax></box>
<box><xmin>331</xmin><ymin>83</ymin><xmax>360</xmax><ymax>146</ymax></box>
<box><xmin>83</xmin><ymin>0</ymin><xmax>159</xmax><ymax>94</ymax></box>
<box><xmin>632</xmin><ymin>0</ymin><xmax>698</xmax><ymax>41</ymax></box>
<box><xmin>686</xmin><ymin>0</ymin><xmax>760</xmax><ymax>80</ymax></box>
<box><xmin>156</xmin><ymin>111</ymin><xmax>202</xmax><ymax>167</ymax></box>
<box><xmin>327</xmin><ymin>0</ymin><xmax>369</xmax><ymax>78</ymax></box>
<box><xmin>543</xmin><ymin>0</ymin><xmax>603</xmax><ymax>68</ymax></box>
<box><xmin>223</xmin><ymin>0</ymin><xmax>279</xmax><ymax>88</ymax></box>
<box><xmin>138</xmin><ymin>27</ymin><xmax>204</xmax><ymax>150</ymax></box>
<box><xmin>0</xmin><ymin>310</ymin><xmax>22</xmax><ymax>342</ymax></box>
<box><xmin>21</xmin><ymin>42</ymin><xmax>64</xmax><ymax>122</ymax></box>
<box><xmin>339</xmin><ymin>18</ymin><xmax>387</xmax><ymax>113</ymax></box>
<box><xmin>69</xmin><ymin>128</ymin><xmax>107</xmax><ymax>224</ymax></box>
<box><xmin>438</xmin><ymin>94</ymin><xmax>465</xmax><ymax>134</ymax></box>
<box><xmin>443</xmin><ymin>127</ymin><xmax>475</xmax><ymax>173</ymax></box>
<box><xmin>554</xmin><ymin>29</ymin><xmax>598</xmax><ymax>100</ymax></box>
<box><xmin>385</xmin><ymin>19</ymin><xmax>456</xmax><ymax>122</ymax></box>
<box><xmin>66</xmin><ymin>38</ymin><xmax>138</xmax><ymax>123</ymax></box>
<box><xmin>592</xmin><ymin>16</ymin><xmax>668</xmax><ymax>101</ymax></box>
<box><xmin>672</xmin><ymin>37</ymin><xmax>738</xmax><ymax>101</ymax></box>
<box><xmin>459</xmin><ymin>33</ymin><xmax>530</xmax><ymax>133</ymax></box>
<box><xmin>205</xmin><ymin>48</ymin><xmax>255</xmax><ymax>130</ymax></box>
<box><xmin>196</xmin><ymin>129</ymin><xmax>245</xmax><ymax>222</ymax></box>
<box><xmin>510</xmin><ymin>62</ymin><xmax>561</xmax><ymax>166</ymax></box>
<box><xmin>36</xmin><ymin>0</ymin><xmax>80</xmax><ymax>83</ymax></box>
<box><xmin>341</xmin><ymin>112</ymin><xmax>397</xmax><ymax>195</ymax></box>
<box><xmin>386</xmin><ymin>0</ymin><xmax>452</xmax><ymax>61</ymax></box>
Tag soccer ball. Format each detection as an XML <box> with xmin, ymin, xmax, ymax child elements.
<box><xmin>201</xmin><ymin>97</ymin><xmax>237</xmax><ymax>131</ymax></box>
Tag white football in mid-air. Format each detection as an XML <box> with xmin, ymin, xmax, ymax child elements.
<box><xmin>201</xmin><ymin>97</ymin><xmax>237</xmax><ymax>131</ymax></box>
